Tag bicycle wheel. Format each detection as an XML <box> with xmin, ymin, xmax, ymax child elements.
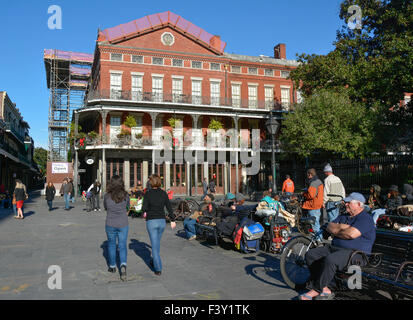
<box><xmin>280</xmin><ymin>236</ymin><xmax>315</xmax><ymax>290</ymax></box>
<box><xmin>186</xmin><ymin>199</ymin><xmax>199</xmax><ymax>213</ymax></box>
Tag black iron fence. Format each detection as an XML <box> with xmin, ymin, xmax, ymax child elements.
<box><xmin>277</xmin><ymin>155</ymin><xmax>413</xmax><ymax>195</ymax></box>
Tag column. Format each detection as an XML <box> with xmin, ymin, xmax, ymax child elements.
<box><xmin>150</xmin><ymin>112</ymin><xmax>158</xmax><ymax>174</ymax></box>
<box><xmin>124</xmin><ymin>158</ymin><xmax>130</xmax><ymax>191</ymax></box>
<box><xmin>224</xmin><ymin>162</ymin><xmax>228</xmax><ymax>195</ymax></box>
<box><xmin>191</xmin><ymin>114</ymin><xmax>200</xmax><ymax>147</ymax></box>
<box><xmin>235</xmin><ymin>116</ymin><xmax>239</xmax><ymax>194</ymax></box>
<box><xmin>194</xmin><ymin>153</ymin><xmax>198</xmax><ymax>196</ymax></box>
<box><xmin>165</xmin><ymin>162</ymin><xmax>171</xmax><ymax>190</ymax></box>
<box><xmin>186</xmin><ymin>162</ymin><xmax>191</xmax><ymax>196</ymax></box>
<box><xmin>142</xmin><ymin>161</ymin><xmax>148</xmax><ymax>185</ymax></box>
<box><xmin>100</xmin><ymin>110</ymin><xmax>109</xmax><ymax>144</ymax></box>
<box><xmin>74</xmin><ymin>112</ymin><xmax>79</xmax><ymax>198</ymax></box>
<box><xmin>102</xmin><ymin>148</ymin><xmax>106</xmax><ymax>194</ymax></box>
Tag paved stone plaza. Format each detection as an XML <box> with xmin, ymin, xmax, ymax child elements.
<box><xmin>0</xmin><ymin>191</ymin><xmax>297</xmax><ymax>300</ymax></box>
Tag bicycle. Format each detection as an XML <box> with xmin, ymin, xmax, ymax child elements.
<box><xmin>279</xmin><ymin>194</ymin><xmax>345</xmax><ymax>290</ymax></box>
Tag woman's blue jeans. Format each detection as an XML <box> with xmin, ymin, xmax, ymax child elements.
<box><xmin>105</xmin><ymin>225</ymin><xmax>129</xmax><ymax>268</ymax></box>
<box><xmin>308</xmin><ymin>209</ymin><xmax>321</xmax><ymax>236</ymax></box>
<box><xmin>146</xmin><ymin>219</ymin><xmax>166</xmax><ymax>272</ymax></box>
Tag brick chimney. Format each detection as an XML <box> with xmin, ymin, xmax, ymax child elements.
<box><xmin>274</xmin><ymin>43</ymin><xmax>286</xmax><ymax>59</ymax></box>
<box><xmin>210</xmin><ymin>35</ymin><xmax>221</xmax><ymax>51</ymax></box>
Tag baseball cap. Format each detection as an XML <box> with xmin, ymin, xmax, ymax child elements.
<box><xmin>323</xmin><ymin>163</ymin><xmax>333</xmax><ymax>172</ymax></box>
<box><xmin>343</xmin><ymin>192</ymin><xmax>366</xmax><ymax>204</ymax></box>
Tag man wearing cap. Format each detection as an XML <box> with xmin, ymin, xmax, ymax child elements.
<box><xmin>323</xmin><ymin>163</ymin><xmax>346</xmax><ymax>223</ymax></box>
<box><xmin>299</xmin><ymin>192</ymin><xmax>375</xmax><ymax>300</ymax></box>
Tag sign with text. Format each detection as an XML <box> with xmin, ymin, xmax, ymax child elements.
<box><xmin>52</xmin><ymin>162</ymin><xmax>69</xmax><ymax>174</ymax></box>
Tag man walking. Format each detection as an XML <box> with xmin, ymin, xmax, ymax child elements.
<box><xmin>323</xmin><ymin>164</ymin><xmax>346</xmax><ymax>222</ymax></box>
<box><xmin>302</xmin><ymin>169</ymin><xmax>324</xmax><ymax>236</ymax></box>
<box><xmin>63</xmin><ymin>178</ymin><xmax>73</xmax><ymax>211</ymax></box>
<box><xmin>202</xmin><ymin>178</ymin><xmax>208</xmax><ymax>200</ymax></box>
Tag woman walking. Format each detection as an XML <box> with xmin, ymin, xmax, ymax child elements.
<box><xmin>142</xmin><ymin>174</ymin><xmax>176</xmax><ymax>276</ymax></box>
<box><xmin>13</xmin><ymin>179</ymin><xmax>27</xmax><ymax>220</ymax></box>
<box><xmin>104</xmin><ymin>175</ymin><xmax>129</xmax><ymax>281</ymax></box>
<box><xmin>45</xmin><ymin>182</ymin><xmax>56</xmax><ymax>211</ymax></box>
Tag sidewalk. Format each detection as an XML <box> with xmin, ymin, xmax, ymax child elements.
<box><xmin>0</xmin><ymin>191</ymin><xmax>297</xmax><ymax>300</ymax></box>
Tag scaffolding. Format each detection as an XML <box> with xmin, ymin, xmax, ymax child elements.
<box><xmin>44</xmin><ymin>49</ymin><xmax>93</xmax><ymax>161</ymax></box>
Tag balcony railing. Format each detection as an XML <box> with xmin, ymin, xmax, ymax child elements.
<box><xmin>87</xmin><ymin>89</ymin><xmax>293</xmax><ymax>111</ymax></box>
<box><xmin>75</xmin><ymin>133</ymin><xmax>272</xmax><ymax>151</ymax></box>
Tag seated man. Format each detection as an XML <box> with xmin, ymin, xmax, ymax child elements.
<box><xmin>183</xmin><ymin>194</ymin><xmax>216</xmax><ymax>240</ymax></box>
<box><xmin>371</xmin><ymin>185</ymin><xmax>403</xmax><ymax>224</ymax></box>
<box><xmin>230</xmin><ymin>193</ymin><xmax>257</xmax><ymax>221</ymax></box>
<box><xmin>299</xmin><ymin>192</ymin><xmax>376</xmax><ymax>300</ymax></box>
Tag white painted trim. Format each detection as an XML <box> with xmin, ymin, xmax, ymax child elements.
<box><xmin>191</xmin><ymin>77</ymin><xmax>203</xmax><ymax>81</ymax></box>
<box><xmin>172</xmin><ymin>75</ymin><xmax>185</xmax><ymax>79</ymax></box>
<box><xmin>210</xmin><ymin>78</ymin><xmax>222</xmax><ymax>83</ymax></box>
<box><xmin>151</xmin><ymin>73</ymin><xmax>165</xmax><ymax>78</ymax></box>
<box><xmin>131</xmin><ymin>72</ymin><xmax>144</xmax><ymax>76</ymax></box>
<box><xmin>109</xmin><ymin>70</ymin><xmax>123</xmax><ymax>74</ymax></box>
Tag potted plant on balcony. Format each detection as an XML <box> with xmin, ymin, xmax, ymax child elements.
<box><xmin>86</xmin><ymin>130</ymin><xmax>99</xmax><ymax>146</ymax></box>
<box><xmin>75</xmin><ymin>132</ymin><xmax>87</xmax><ymax>149</ymax></box>
<box><xmin>207</xmin><ymin>119</ymin><xmax>224</xmax><ymax>146</ymax></box>
<box><xmin>116</xmin><ymin>128</ymin><xmax>131</xmax><ymax>146</ymax></box>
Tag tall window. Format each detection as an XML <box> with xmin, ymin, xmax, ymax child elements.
<box><xmin>248</xmin><ymin>85</ymin><xmax>258</xmax><ymax>109</ymax></box>
<box><xmin>265</xmin><ymin>87</ymin><xmax>274</xmax><ymax>109</ymax></box>
<box><xmin>281</xmin><ymin>87</ymin><xmax>291</xmax><ymax>110</ymax></box>
<box><xmin>172</xmin><ymin>78</ymin><xmax>183</xmax><ymax>103</ymax></box>
<box><xmin>131</xmin><ymin>75</ymin><xmax>143</xmax><ymax>101</ymax></box>
<box><xmin>152</xmin><ymin>76</ymin><xmax>163</xmax><ymax>102</ymax></box>
<box><xmin>110</xmin><ymin>73</ymin><xmax>122</xmax><ymax>99</ymax></box>
<box><xmin>192</xmin><ymin>80</ymin><xmax>202</xmax><ymax>104</ymax></box>
<box><xmin>210</xmin><ymin>81</ymin><xmax>220</xmax><ymax>106</ymax></box>
<box><xmin>231</xmin><ymin>84</ymin><xmax>241</xmax><ymax>107</ymax></box>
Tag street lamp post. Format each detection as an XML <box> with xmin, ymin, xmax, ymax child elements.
<box><xmin>265</xmin><ymin>111</ymin><xmax>280</xmax><ymax>193</ymax></box>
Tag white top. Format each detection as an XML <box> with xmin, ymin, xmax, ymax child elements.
<box><xmin>323</xmin><ymin>174</ymin><xmax>346</xmax><ymax>204</ymax></box>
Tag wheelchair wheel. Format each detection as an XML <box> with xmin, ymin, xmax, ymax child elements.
<box><xmin>280</xmin><ymin>236</ymin><xmax>315</xmax><ymax>290</ymax></box>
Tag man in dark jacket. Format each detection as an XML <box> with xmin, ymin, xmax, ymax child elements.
<box><xmin>63</xmin><ymin>178</ymin><xmax>73</xmax><ymax>211</ymax></box>
<box><xmin>385</xmin><ymin>185</ymin><xmax>403</xmax><ymax>212</ymax></box>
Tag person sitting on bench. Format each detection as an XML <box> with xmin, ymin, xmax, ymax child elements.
<box><xmin>299</xmin><ymin>192</ymin><xmax>376</xmax><ymax>300</ymax></box>
<box><xmin>183</xmin><ymin>194</ymin><xmax>216</xmax><ymax>240</ymax></box>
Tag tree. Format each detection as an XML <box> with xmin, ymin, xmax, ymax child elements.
<box><xmin>279</xmin><ymin>89</ymin><xmax>378</xmax><ymax>159</ymax></box>
<box><xmin>34</xmin><ymin>147</ymin><xmax>48</xmax><ymax>178</ymax></box>
<box><xmin>290</xmin><ymin>0</ymin><xmax>413</xmax><ymax>151</ymax></box>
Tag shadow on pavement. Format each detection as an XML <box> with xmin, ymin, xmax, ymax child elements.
<box><xmin>129</xmin><ymin>239</ymin><xmax>153</xmax><ymax>270</ymax></box>
<box><xmin>243</xmin><ymin>252</ymin><xmax>290</xmax><ymax>290</ymax></box>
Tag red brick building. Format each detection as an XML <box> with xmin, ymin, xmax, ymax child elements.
<box><xmin>74</xmin><ymin>11</ymin><xmax>300</xmax><ymax>196</ymax></box>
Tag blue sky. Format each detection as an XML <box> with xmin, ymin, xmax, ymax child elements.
<box><xmin>0</xmin><ymin>0</ymin><xmax>346</xmax><ymax>149</ymax></box>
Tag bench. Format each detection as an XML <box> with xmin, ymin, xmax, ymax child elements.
<box><xmin>195</xmin><ymin>222</ymin><xmax>219</xmax><ymax>245</ymax></box>
<box><xmin>335</xmin><ymin>215</ymin><xmax>413</xmax><ymax>300</ymax></box>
